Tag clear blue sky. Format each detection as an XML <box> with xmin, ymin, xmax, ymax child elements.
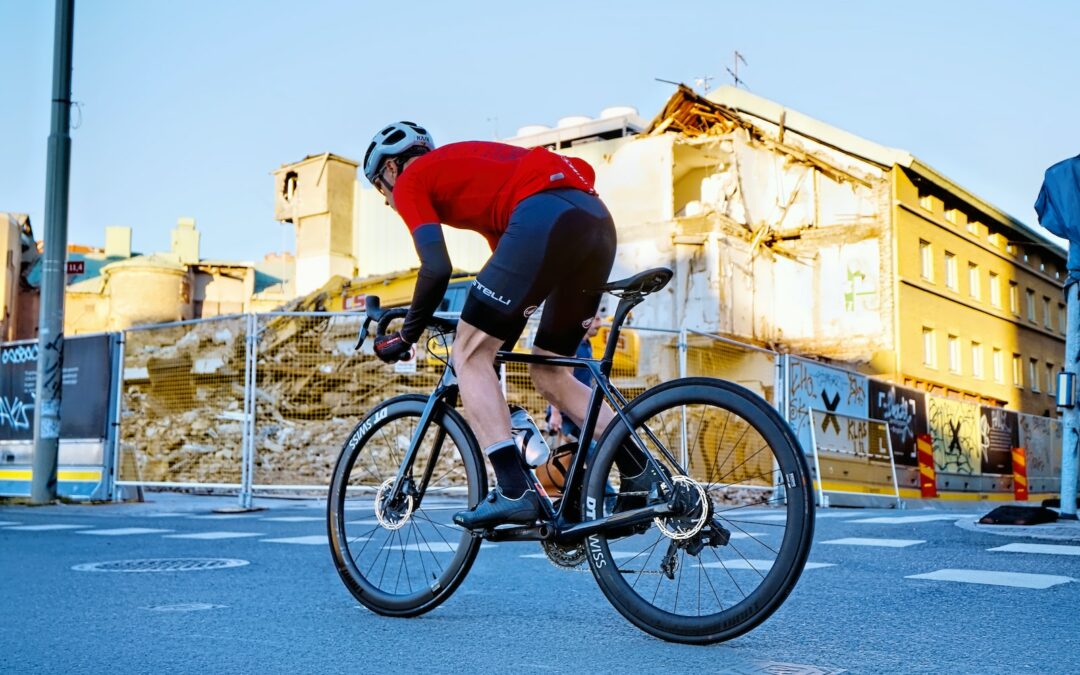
<box><xmin>2</xmin><ymin>0</ymin><xmax>1078</xmax><ymax>261</ymax></box>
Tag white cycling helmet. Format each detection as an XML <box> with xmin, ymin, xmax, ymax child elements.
<box><xmin>363</xmin><ymin>121</ymin><xmax>434</xmax><ymax>185</ymax></box>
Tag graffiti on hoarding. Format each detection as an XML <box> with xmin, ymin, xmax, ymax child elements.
<box><xmin>979</xmin><ymin>407</ymin><xmax>1018</xmax><ymax>475</ymax></box>
<box><xmin>928</xmin><ymin>397</ymin><xmax>980</xmax><ymax>475</ymax></box>
<box><xmin>0</xmin><ymin>395</ymin><xmax>33</xmax><ymax>431</ymax></box>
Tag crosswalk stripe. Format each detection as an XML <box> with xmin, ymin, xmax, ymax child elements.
<box><xmin>4</xmin><ymin>524</ymin><xmax>89</xmax><ymax>531</ymax></box>
<box><xmin>189</xmin><ymin>514</ymin><xmax>256</xmax><ymax>520</ymax></box>
<box><xmin>164</xmin><ymin>531</ymin><xmax>263</xmax><ymax>540</ymax></box>
<box><xmin>260</xmin><ymin>535</ymin><xmax>333</xmax><ymax>545</ymax></box>
<box><xmin>906</xmin><ymin>569</ymin><xmax>1075</xmax><ymax>589</ymax></box>
<box><xmin>78</xmin><ymin>528</ymin><xmax>172</xmax><ymax>536</ymax></box>
<box><xmin>988</xmin><ymin>543</ymin><xmax>1080</xmax><ymax>556</ymax></box>
<box><xmin>821</xmin><ymin>537</ymin><xmax>925</xmax><ymax>548</ymax></box>
<box><xmin>260</xmin><ymin>516</ymin><xmax>323</xmax><ymax>523</ymax></box>
<box><xmin>0</xmin><ymin>521</ymin><xmax>21</xmax><ymax>527</ymax></box>
<box><xmin>697</xmin><ymin>559</ymin><xmax>835</xmax><ymax>571</ymax></box>
<box><xmin>851</xmin><ymin>515</ymin><xmax>963</xmax><ymax>524</ymax></box>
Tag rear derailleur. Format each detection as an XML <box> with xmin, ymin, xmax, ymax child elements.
<box><xmin>658</xmin><ymin>515</ymin><xmax>732</xmax><ymax>580</ymax></box>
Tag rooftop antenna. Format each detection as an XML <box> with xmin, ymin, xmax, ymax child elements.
<box><xmin>725</xmin><ymin>50</ymin><xmax>748</xmax><ymax>89</ymax></box>
<box><xmin>694</xmin><ymin>74</ymin><xmax>715</xmax><ymax>94</ymax></box>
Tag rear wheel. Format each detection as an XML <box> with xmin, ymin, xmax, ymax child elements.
<box><xmin>584</xmin><ymin>378</ymin><xmax>814</xmax><ymax>644</ymax></box>
<box><xmin>328</xmin><ymin>395</ymin><xmax>486</xmax><ymax>617</ymax></box>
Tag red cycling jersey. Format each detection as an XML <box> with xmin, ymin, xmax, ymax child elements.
<box><xmin>390</xmin><ymin>141</ymin><xmax>596</xmax><ymax>250</ymax></box>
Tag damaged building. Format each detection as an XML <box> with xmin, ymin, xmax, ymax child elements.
<box><xmin>497</xmin><ymin>85</ymin><xmax>1064</xmax><ymax>417</ymax></box>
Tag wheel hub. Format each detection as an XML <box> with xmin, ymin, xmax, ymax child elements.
<box><xmin>654</xmin><ymin>475</ymin><xmax>709</xmax><ymax>540</ymax></box>
<box><xmin>374</xmin><ymin>477</ymin><xmax>415</xmax><ymax>530</ymax></box>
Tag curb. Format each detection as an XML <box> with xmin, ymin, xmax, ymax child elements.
<box><xmin>954</xmin><ymin>517</ymin><xmax>1080</xmax><ymax>543</ymax></box>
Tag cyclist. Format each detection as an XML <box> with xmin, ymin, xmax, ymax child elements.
<box><xmin>364</xmin><ymin>121</ymin><xmax>652</xmax><ymax>529</ymax></box>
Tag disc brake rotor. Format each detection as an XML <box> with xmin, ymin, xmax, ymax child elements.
<box><xmin>654</xmin><ymin>475</ymin><xmax>709</xmax><ymax>540</ymax></box>
<box><xmin>541</xmin><ymin>540</ymin><xmax>587</xmax><ymax>569</ymax></box>
<box><xmin>374</xmin><ymin>477</ymin><xmax>415</xmax><ymax>530</ymax></box>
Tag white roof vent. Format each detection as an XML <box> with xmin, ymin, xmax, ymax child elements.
<box><xmin>556</xmin><ymin>115</ymin><xmax>592</xmax><ymax>128</ymax></box>
<box><xmin>515</xmin><ymin>124</ymin><xmax>551</xmax><ymax>137</ymax></box>
<box><xmin>600</xmin><ymin>106</ymin><xmax>638</xmax><ymax>119</ymax></box>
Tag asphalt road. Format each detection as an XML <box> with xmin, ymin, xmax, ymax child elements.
<box><xmin>2</xmin><ymin>494</ymin><xmax>1078</xmax><ymax>674</ymax></box>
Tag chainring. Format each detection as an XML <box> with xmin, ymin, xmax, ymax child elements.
<box><xmin>540</xmin><ymin>540</ymin><xmax>587</xmax><ymax>569</ymax></box>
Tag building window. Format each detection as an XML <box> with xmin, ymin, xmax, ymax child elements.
<box><xmin>944</xmin><ymin>252</ymin><xmax>958</xmax><ymax>290</ymax></box>
<box><xmin>923</xmin><ymin>328</ymin><xmax>937</xmax><ymax>368</ymax></box>
<box><xmin>1030</xmin><ymin>358</ymin><xmax>1040</xmax><ymax>392</ymax></box>
<box><xmin>1060</xmin><ymin>303</ymin><xmax>1067</xmax><ymax>333</ymax></box>
<box><xmin>993</xmin><ymin>348</ymin><xmax>1004</xmax><ymax>384</ymax></box>
<box><xmin>1009</xmin><ymin>282</ymin><xmax>1019</xmax><ymax>314</ymax></box>
<box><xmin>988</xmin><ymin>272</ymin><xmax>1000</xmax><ymax>308</ymax></box>
<box><xmin>948</xmin><ymin>335</ymin><xmax>961</xmax><ymax>374</ymax></box>
<box><xmin>919</xmin><ymin>240</ymin><xmax>933</xmax><ymax>281</ymax></box>
<box><xmin>967</xmin><ymin>220</ymin><xmax>979</xmax><ymax>236</ymax></box>
<box><xmin>971</xmin><ymin>342</ymin><xmax>984</xmax><ymax>379</ymax></box>
<box><xmin>1007</xmin><ymin>242</ymin><xmax>1016</xmax><ymax>255</ymax></box>
<box><xmin>1044</xmin><ymin>296</ymin><xmax>1052</xmax><ymax>329</ymax></box>
<box><xmin>1027</xmin><ymin>289</ymin><xmax>1036</xmax><ymax>322</ymax></box>
<box><xmin>968</xmin><ymin>263</ymin><xmax>980</xmax><ymax>300</ymax></box>
<box><xmin>989</xmin><ymin>232</ymin><xmax>1003</xmax><ymax>249</ymax></box>
<box><xmin>945</xmin><ymin>208</ymin><xmax>958</xmax><ymax>225</ymax></box>
<box><xmin>1013</xmin><ymin>354</ymin><xmax>1023</xmax><ymax>388</ymax></box>
<box><xmin>1047</xmin><ymin>363</ymin><xmax>1056</xmax><ymax>396</ymax></box>
<box><xmin>919</xmin><ymin>191</ymin><xmax>933</xmax><ymax>212</ymax></box>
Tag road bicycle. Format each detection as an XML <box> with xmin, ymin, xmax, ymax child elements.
<box><xmin>327</xmin><ymin>268</ymin><xmax>814</xmax><ymax>644</ymax></box>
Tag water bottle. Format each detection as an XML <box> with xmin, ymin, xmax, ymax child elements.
<box><xmin>509</xmin><ymin>405</ymin><xmax>551</xmax><ymax>468</ymax></box>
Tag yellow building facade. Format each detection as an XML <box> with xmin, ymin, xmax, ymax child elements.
<box><xmin>893</xmin><ymin>167</ymin><xmax>1065</xmax><ymax>415</ymax></box>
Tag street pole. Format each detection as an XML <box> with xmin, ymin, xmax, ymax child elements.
<box><xmin>30</xmin><ymin>0</ymin><xmax>76</xmax><ymax>504</ymax></box>
<box><xmin>1061</xmin><ymin>245</ymin><xmax>1080</xmax><ymax>519</ymax></box>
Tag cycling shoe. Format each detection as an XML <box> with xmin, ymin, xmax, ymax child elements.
<box><xmin>453</xmin><ymin>488</ymin><xmax>542</xmax><ymax>530</ymax></box>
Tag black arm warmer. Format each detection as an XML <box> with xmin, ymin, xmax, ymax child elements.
<box><xmin>400</xmin><ymin>223</ymin><xmax>452</xmax><ymax>343</ymax></box>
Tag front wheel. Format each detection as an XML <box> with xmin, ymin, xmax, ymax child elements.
<box><xmin>327</xmin><ymin>395</ymin><xmax>486</xmax><ymax>617</ymax></box>
<box><xmin>584</xmin><ymin>378</ymin><xmax>814</xmax><ymax>644</ymax></box>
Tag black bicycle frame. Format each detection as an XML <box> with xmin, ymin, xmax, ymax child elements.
<box><xmin>381</xmin><ymin>291</ymin><xmax>682</xmax><ymax>543</ymax></box>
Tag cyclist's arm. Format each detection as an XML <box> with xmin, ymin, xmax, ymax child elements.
<box><xmin>400</xmin><ymin>223</ymin><xmax>452</xmax><ymax>343</ymax></box>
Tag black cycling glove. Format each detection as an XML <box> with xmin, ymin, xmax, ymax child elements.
<box><xmin>374</xmin><ymin>331</ymin><xmax>413</xmax><ymax>363</ymax></box>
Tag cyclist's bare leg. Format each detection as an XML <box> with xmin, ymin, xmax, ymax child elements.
<box><xmin>452</xmin><ymin>319</ymin><xmax>511</xmax><ymax>447</ymax></box>
<box><xmin>529</xmin><ymin>346</ymin><xmax>613</xmax><ymax>442</ymax></box>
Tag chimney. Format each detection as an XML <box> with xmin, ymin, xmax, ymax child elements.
<box><xmin>171</xmin><ymin>217</ymin><xmax>200</xmax><ymax>265</ymax></box>
<box><xmin>104</xmin><ymin>225</ymin><xmax>132</xmax><ymax>259</ymax></box>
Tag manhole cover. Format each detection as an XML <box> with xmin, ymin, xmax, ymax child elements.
<box><xmin>142</xmin><ymin>603</ymin><xmax>227</xmax><ymax>612</ymax></box>
<box><xmin>72</xmin><ymin>558</ymin><xmax>250</xmax><ymax>573</ymax></box>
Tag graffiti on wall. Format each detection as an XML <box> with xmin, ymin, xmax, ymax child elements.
<box><xmin>789</xmin><ymin>357</ymin><xmax>869</xmax><ymax>456</ymax></box>
<box><xmin>979</xmin><ymin>407</ymin><xmax>1019</xmax><ymax>475</ymax></box>
<box><xmin>1019</xmin><ymin>413</ymin><xmax>1062</xmax><ymax>479</ymax></box>
<box><xmin>868</xmin><ymin>381</ymin><xmax>926</xmax><ymax>467</ymax></box>
<box><xmin>817</xmin><ymin>239</ymin><xmax>882</xmax><ymax>338</ymax></box>
<box><xmin>927</xmin><ymin>397</ymin><xmax>981</xmax><ymax>474</ymax></box>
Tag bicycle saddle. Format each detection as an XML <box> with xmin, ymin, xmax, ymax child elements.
<box><xmin>594</xmin><ymin>267</ymin><xmax>673</xmax><ymax>297</ymax></box>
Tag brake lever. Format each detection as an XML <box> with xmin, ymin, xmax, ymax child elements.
<box><xmin>355</xmin><ymin>317</ymin><xmax>373</xmax><ymax>350</ymax></box>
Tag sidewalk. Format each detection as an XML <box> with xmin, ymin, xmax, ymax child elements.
<box><xmin>954</xmin><ymin>514</ymin><xmax>1080</xmax><ymax>542</ymax></box>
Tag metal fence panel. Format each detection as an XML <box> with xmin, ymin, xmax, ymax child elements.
<box><xmin>118</xmin><ymin>315</ymin><xmax>248</xmax><ymax>487</ymax></box>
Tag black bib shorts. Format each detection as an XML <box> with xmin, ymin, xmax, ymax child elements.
<box><xmin>461</xmin><ymin>188</ymin><xmax>617</xmax><ymax>356</ymax></box>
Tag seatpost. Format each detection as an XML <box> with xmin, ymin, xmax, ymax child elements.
<box><xmin>600</xmin><ymin>294</ymin><xmax>645</xmax><ymax>371</ymax></box>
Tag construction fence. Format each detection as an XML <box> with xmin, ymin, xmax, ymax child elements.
<box><xmin>108</xmin><ymin>311</ymin><xmax>1070</xmax><ymax>507</ymax></box>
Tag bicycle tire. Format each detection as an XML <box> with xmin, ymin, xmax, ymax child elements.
<box><xmin>328</xmin><ymin>394</ymin><xmax>487</xmax><ymax>617</ymax></box>
<box><xmin>582</xmin><ymin>378</ymin><xmax>814</xmax><ymax>644</ymax></box>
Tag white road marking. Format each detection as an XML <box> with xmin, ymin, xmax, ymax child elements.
<box><xmin>5</xmin><ymin>524</ymin><xmax>89</xmax><ymax>531</ymax></box>
<box><xmin>729</xmin><ymin>531</ymin><xmax>769</xmax><ymax>540</ymax></box>
<box><xmin>260</xmin><ymin>516</ymin><xmax>323</xmax><ymax>523</ymax></box>
<box><xmin>0</xmin><ymin>521</ymin><xmax>21</xmax><ymax>527</ymax></box>
<box><xmin>164</xmin><ymin>531</ymin><xmax>263</xmax><ymax>540</ymax></box>
<box><xmin>736</xmin><ymin>511</ymin><xmax>858</xmax><ymax>522</ymax></box>
<box><xmin>78</xmin><ymin>528</ymin><xmax>172</xmax><ymax>536</ymax></box>
<box><xmin>698</xmin><ymin>559</ymin><xmax>835</xmax><ymax>571</ymax></box>
<box><xmin>906</xmin><ymin>569</ymin><xmax>1075</xmax><ymax>589</ymax></box>
<box><xmin>189</xmin><ymin>514</ymin><xmax>256</xmax><ymax>520</ymax></box>
<box><xmin>988</xmin><ymin>543</ymin><xmax>1080</xmax><ymax>556</ymax></box>
<box><xmin>386</xmin><ymin>542</ymin><xmax>495</xmax><ymax>553</ymax></box>
<box><xmin>260</xmin><ymin>535</ymin><xmax>334</xmax><ymax>545</ymax></box>
<box><xmin>143</xmin><ymin>513</ymin><xmax>191</xmax><ymax>518</ymax></box>
<box><xmin>851</xmin><ymin>515</ymin><xmax>964</xmax><ymax>524</ymax></box>
<box><xmin>821</xmin><ymin>537</ymin><xmax>925</xmax><ymax>548</ymax></box>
